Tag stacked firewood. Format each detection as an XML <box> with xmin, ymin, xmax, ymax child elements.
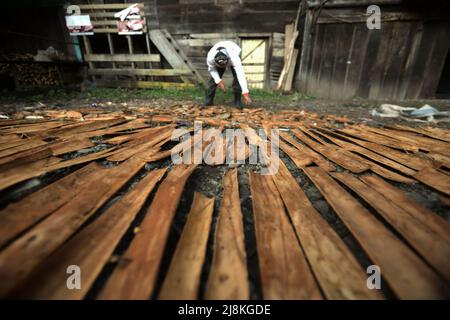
<box><xmin>0</xmin><ymin>53</ymin><xmax>60</xmax><ymax>86</ymax></box>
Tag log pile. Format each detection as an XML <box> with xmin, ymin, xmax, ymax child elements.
<box><xmin>0</xmin><ymin>53</ymin><xmax>61</xmax><ymax>86</ymax></box>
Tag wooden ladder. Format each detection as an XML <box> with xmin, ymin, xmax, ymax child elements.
<box><xmin>149</xmin><ymin>29</ymin><xmax>206</xmax><ymax>86</ymax></box>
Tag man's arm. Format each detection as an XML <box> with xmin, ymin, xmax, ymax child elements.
<box><xmin>207</xmin><ymin>62</ymin><xmax>222</xmax><ymax>84</ymax></box>
<box><xmin>230</xmin><ymin>57</ymin><xmax>249</xmax><ymax>95</ymax></box>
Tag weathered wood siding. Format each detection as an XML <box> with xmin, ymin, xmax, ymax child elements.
<box><xmin>154</xmin><ymin>0</ymin><xmax>300</xmax><ymax>35</ymax></box>
<box><xmin>296</xmin><ymin>6</ymin><xmax>450</xmax><ymax>99</ymax></box>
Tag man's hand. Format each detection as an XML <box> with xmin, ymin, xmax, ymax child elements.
<box><xmin>217</xmin><ymin>80</ymin><xmax>226</xmax><ymax>93</ymax></box>
<box><xmin>243</xmin><ymin>93</ymin><xmax>252</xmax><ymax>105</ymax></box>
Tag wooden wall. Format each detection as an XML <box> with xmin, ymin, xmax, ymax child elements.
<box><xmin>153</xmin><ymin>0</ymin><xmax>300</xmax><ymax>35</ymax></box>
<box><xmin>295</xmin><ymin>5</ymin><xmax>450</xmax><ymax>100</ymax></box>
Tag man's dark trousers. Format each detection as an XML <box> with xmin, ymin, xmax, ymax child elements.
<box><xmin>204</xmin><ymin>67</ymin><xmax>242</xmax><ymax>106</ymax></box>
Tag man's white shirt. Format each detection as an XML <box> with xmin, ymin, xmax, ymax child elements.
<box><xmin>206</xmin><ymin>40</ymin><xmax>249</xmax><ymax>94</ymax></box>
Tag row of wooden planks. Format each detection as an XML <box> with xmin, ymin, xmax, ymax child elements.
<box><xmin>0</xmin><ymin>160</ymin><xmax>449</xmax><ymax>299</ymax></box>
<box><xmin>0</xmin><ymin>116</ymin><xmax>449</xmax><ymax>299</ymax></box>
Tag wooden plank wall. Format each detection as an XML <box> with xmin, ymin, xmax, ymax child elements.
<box><xmin>152</xmin><ymin>0</ymin><xmax>295</xmax><ymax>88</ymax></box>
<box><xmin>154</xmin><ymin>0</ymin><xmax>300</xmax><ymax>35</ymax></box>
<box><xmin>296</xmin><ymin>6</ymin><xmax>450</xmax><ymax>100</ymax></box>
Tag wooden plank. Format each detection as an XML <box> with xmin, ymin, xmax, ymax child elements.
<box><xmin>249</xmin><ymin>171</ymin><xmax>322</xmax><ymax>300</ymax></box>
<box><xmin>103</xmin><ymin>125</ymin><xmax>173</xmax><ymax>145</ymax></box>
<box><xmin>0</xmin><ymin>146</ymin><xmax>52</xmax><ymax>170</ymax></box>
<box><xmin>272</xmin><ymin>160</ymin><xmax>382</xmax><ymax>299</ymax></box>
<box><xmin>88</xmin><ymin>68</ymin><xmax>191</xmax><ymax>77</ymax></box>
<box><xmin>292</xmin><ymin>129</ymin><xmax>369</xmax><ymax>173</ymax></box>
<box><xmin>339</xmin><ymin>127</ymin><xmax>419</xmax><ymax>153</ymax></box>
<box><xmin>106</xmin><ymin>127</ymin><xmax>174</xmax><ymax>162</ymax></box>
<box><xmin>76</xmin><ymin>3</ymin><xmax>145</xmax><ymax>10</ymax></box>
<box><xmin>50</xmin><ymin>138</ymin><xmax>94</xmax><ymax>156</ymax></box>
<box><xmin>84</xmin><ymin>54</ymin><xmax>160</xmax><ymax>63</ymax></box>
<box><xmin>11</xmin><ymin>168</ymin><xmax>166</xmax><ymax>299</ymax></box>
<box><xmin>0</xmin><ymin>162</ymin><xmax>102</xmax><ymax>248</ymax></box>
<box><xmin>284</xmin><ymin>48</ymin><xmax>299</xmax><ymax>91</ymax></box>
<box><xmin>95</xmin><ymin>79</ymin><xmax>194</xmax><ymax>89</ymax></box>
<box><xmin>361</xmin><ymin>174</ymin><xmax>450</xmax><ymax>243</ymax></box>
<box><xmin>0</xmin><ymin>122</ymin><xmax>67</xmax><ymax>135</ymax></box>
<box><xmin>46</xmin><ymin>119</ymin><xmax>126</xmax><ymax>138</ymax></box>
<box><xmin>332</xmin><ymin>172</ymin><xmax>450</xmax><ymax>283</ymax></box>
<box><xmin>205</xmin><ymin>169</ymin><xmax>249</xmax><ymax>300</ymax></box>
<box><xmin>0</xmin><ymin>138</ymin><xmax>49</xmax><ymax>158</ymax></box>
<box><xmin>413</xmin><ymin>167</ymin><xmax>450</xmax><ymax>196</ymax></box>
<box><xmin>318</xmin><ymin>128</ymin><xmax>434</xmax><ymax>171</ymax></box>
<box><xmin>159</xmin><ymin>192</ymin><xmax>214</xmax><ymax>300</ymax></box>
<box><xmin>98</xmin><ymin>164</ymin><xmax>197</xmax><ymax>300</ymax></box>
<box><xmin>279</xmin><ymin>131</ymin><xmax>335</xmax><ymax>171</ymax></box>
<box><xmin>278</xmin><ymin>139</ymin><xmax>313</xmax><ymax>167</ymax></box>
<box><xmin>364</xmin><ymin>126</ymin><xmax>450</xmax><ymax>157</ymax></box>
<box><xmin>149</xmin><ymin>29</ymin><xmax>193</xmax><ymax>84</ymax></box>
<box><xmin>389</xmin><ymin>125</ymin><xmax>450</xmax><ymax>144</ymax></box>
<box><xmin>0</xmin><ymin>157</ymin><xmax>146</xmax><ymax>297</ymax></box>
<box><xmin>311</xmin><ymin>130</ymin><xmax>416</xmax><ymax>182</ymax></box>
<box><xmin>303</xmin><ymin>167</ymin><xmax>450</xmax><ymax>299</ymax></box>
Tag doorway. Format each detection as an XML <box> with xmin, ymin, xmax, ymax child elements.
<box><xmin>240</xmin><ymin>38</ymin><xmax>268</xmax><ymax>89</ymax></box>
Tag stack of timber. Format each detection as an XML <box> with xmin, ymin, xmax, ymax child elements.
<box><xmin>0</xmin><ymin>104</ymin><xmax>449</xmax><ymax>300</ymax></box>
<box><xmin>0</xmin><ymin>54</ymin><xmax>61</xmax><ymax>86</ymax></box>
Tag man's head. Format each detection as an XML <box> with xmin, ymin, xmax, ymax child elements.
<box><xmin>214</xmin><ymin>47</ymin><xmax>229</xmax><ymax>68</ymax></box>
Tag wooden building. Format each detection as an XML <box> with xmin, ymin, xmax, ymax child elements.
<box><xmin>1</xmin><ymin>0</ymin><xmax>450</xmax><ymax>99</ymax></box>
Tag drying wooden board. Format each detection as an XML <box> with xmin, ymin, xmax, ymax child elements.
<box><xmin>318</xmin><ymin>128</ymin><xmax>434</xmax><ymax>171</ymax></box>
<box><xmin>0</xmin><ymin>156</ymin><xmax>62</xmax><ymax>191</ymax></box>
<box><xmin>0</xmin><ymin>146</ymin><xmax>52</xmax><ymax>170</ymax></box>
<box><xmin>361</xmin><ymin>174</ymin><xmax>450</xmax><ymax>243</ymax></box>
<box><xmin>45</xmin><ymin>119</ymin><xmax>127</xmax><ymax>138</ymax></box>
<box><xmin>0</xmin><ymin>137</ymin><xmax>48</xmax><ymax>158</ymax></box>
<box><xmin>388</xmin><ymin>125</ymin><xmax>450</xmax><ymax>143</ymax></box>
<box><xmin>11</xmin><ymin>168</ymin><xmax>167</xmax><ymax>299</ymax></box>
<box><xmin>272</xmin><ymin>161</ymin><xmax>382</xmax><ymax>299</ymax></box>
<box><xmin>280</xmin><ymin>131</ymin><xmax>335</xmax><ymax>171</ymax></box>
<box><xmin>98</xmin><ymin>164</ymin><xmax>197</xmax><ymax>300</ymax></box>
<box><xmin>205</xmin><ymin>169</ymin><xmax>249</xmax><ymax>300</ymax></box>
<box><xmin>103</xmin><ymin>125</ymin><xmax>173</xmax><ymax>145</ymax></box>
<box><xmin>303</xmin><ymin>167</ymin><xmax>450</xmax><ymax>299</ymax></box>
<box><xmin>332</xmin><ymin>172</ymin><xmax>450</xmax><ymax>283</ymax></box>
<box><xmin>249</xmin><ymin>171</ymin><xmax>322</xmax><ymax>300</ymax></box>
<box><xmin>106</xmin><ymin>127</ymin><xmax>174</xmax><ymax>162</ymax></box>
<box><xmin>339</xmin><ymin>127</ymin><xmax>419</xmax><ymax>153</ymax></box>
<box><xmin>278</xmin><ymin>139</ymin><xmax>314</xmax><ymax>167</ymax></box>
<box><xmin>0</xmin><ymin>157</ymin><xmax>145</xmax><ymax>297</ymax></box>
<box><xmin>362</xmin><ymin>126</ymin><xmax>450</xmax><ymax>157</ymax></box>
<box><xmin>304</xmin><ymin>128</ymin><xmax>416</xmax><ymax>183</ymax></box>
<box><xmin>0</xmin><ymin>162</ymin><xmax>102</xmax><ymax>247</ymax></box>
<box><xmin>311</xmin><ymin>129</ymin><xmax>417</xmax><ymax>176</ymax></box>
<box><xmin>159</xmin><ymin>192</ymin><xmax>214</xmax><ymax>300</ymax></box>
<box><xmin>413</xmin><ymin>167</ymin><xmax>450</xmax><ymax>196</ymax></box>
<box><xmin>292</xmin><ymin>129</ymin><xmax>369</xmax><ymax>173</ymax></box>
<box><xmin>0</xmin><ymin>121</ymin><xmax>68</xmax><ymax>135</ymax></box>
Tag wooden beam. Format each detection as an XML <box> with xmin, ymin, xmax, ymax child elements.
<box><xmin>249</xmin><ymin>170</ymin><xmax>322</xmax><ymax>299</ymax></box>
<box><xmin>76</xmin><ymin>3</ymin><xmax>145</xmax><ymax>10</ymax></box>
<box><xmin>98</xmin><ymin>164</ymin><xmax>197</xmax><ymax>300</ymax></box>
<box><xmin>272</xmin><ymin>160</ymin><xmax>382</xmax><ymax>299</ymax></box>
<box><xmin>11</xmin><ymin>168</ymin><xmax>166</xmax><ymax>299</ymax></box>
<box><xmin>88</xmin><ymin>68</ymin><xmax>192</xmax><ymax>77</ymax></box>
<box><xmin>94</xmin><ymin>79</ymin><xmax>195</xmax><ymax>89</ymax></box>
<box><xmin>84</xmin><ymin>54</ymin><xmax>160</xmax><ymax>63</ymax></box>
<box><xmin>303</xmin><ymin>166</ymin><xmax>450</xmax><ymax>299</ymax></box>
<box><xmin>159</xmin><ymin>192</ymin><xmax>214</xmax><ymax>300</ymax></box>
<box><xmin>205</xmin><ymin>169</ymin><xmax>249</xmax><ymax>300</ymax></box>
